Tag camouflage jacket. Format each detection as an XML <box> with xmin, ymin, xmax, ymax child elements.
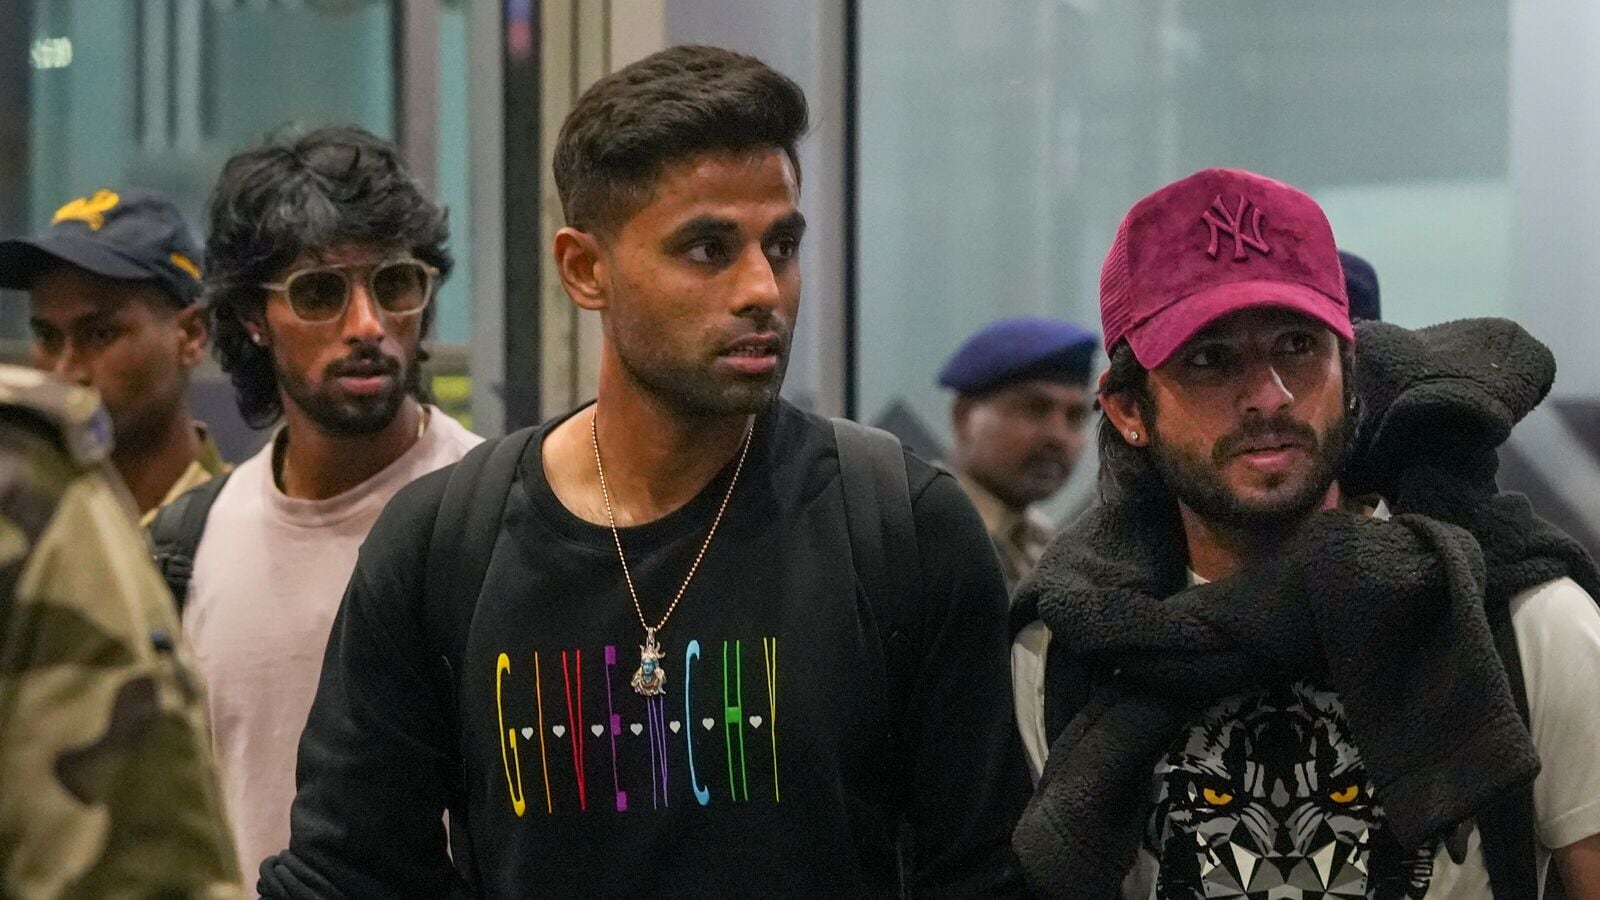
<box><xmin>0</xmin><ymin>366</ymin><xmax>242</xmax><ymax>899</ymax></box>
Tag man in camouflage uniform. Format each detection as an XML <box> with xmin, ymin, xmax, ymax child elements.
<box><xmin>0</xmin><ymin>364</ymin><xmax>241</xmax><ymax>899</ymax></box>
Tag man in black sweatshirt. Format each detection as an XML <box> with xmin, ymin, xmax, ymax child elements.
<box><xmin>258</xmin><ymin>45</ymin><xmax>1028</xmax><ymax>898</ymax></box>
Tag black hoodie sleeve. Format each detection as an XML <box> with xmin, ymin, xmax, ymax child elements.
<box><xmin>258</xmin><ymin>470</ymin><xmax>461</xmax><ymax>900</ymax></box>
<box><xmin>904</xmin><ymin>468</ymin><xmax>1032</xmax><ymax>896</ymax></box>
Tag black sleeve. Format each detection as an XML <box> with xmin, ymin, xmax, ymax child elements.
<box><xmin>258</xmin><ymin>471</ymin><xmax>461</xmax><ymax>900</ymax></box>
<box><xmin>904</xmin><ymin>469</ymin><xmax>1031</xmax><ymax>896</ymax></box>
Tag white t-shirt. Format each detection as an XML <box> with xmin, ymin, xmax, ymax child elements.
<box><xmin>1012</xmin><ymin>576</ymin><xmax>1600</xmax><ymax>898</ymax></box>
<box><xmin>182</xmin><ymin>408</ymin><xmax>480</xmax><ymax>892</ymax></box>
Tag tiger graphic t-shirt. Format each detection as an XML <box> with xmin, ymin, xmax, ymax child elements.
<box><xmin>1134</xmin><ymin>679</ymin><xmax>1435</xmax><ymax>899</ymax></box>
<box><xmin>1104</xmin><ymin>577</ymin><xmax>1600</xmax><ymax>900</ymax></box>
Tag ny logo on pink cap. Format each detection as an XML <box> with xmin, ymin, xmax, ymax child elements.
<box><xmin>1098</xmin><ymin>168</ymin><xmax>1351</xmax><ymax>370</ymax></box>
<box><xmin>1201</xmin><ymin>194</ymin><xmax>1270</xmax><ymax>261</ymax></box>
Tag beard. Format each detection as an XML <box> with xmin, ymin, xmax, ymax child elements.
<box><xmin>1147</xmin><ymin>407</ymin><xmax>1352</xmax><ymax>536</ymax></box>
<box><xmin>613</xmin><ymin>313</ymin><xmax>793</xmax><ymax>417</ymax></box>
<box><xmin>278</xmin><ymin>344</ymin><xmax>418</xmax><ymax>438</ymax></box>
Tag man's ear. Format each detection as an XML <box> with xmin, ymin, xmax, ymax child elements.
<box><xmin>175</xmin><ymin>304</ymin><xmax>208</xmax><ymax>368</ymax></box>
<box><xmin>1097</xmin><ymin>369</ymin><xmax>1149</xmax><ymax>447</ymax></box>
<box><xmin>950</xmin><ymin>395</ymin><xmax>974</xmax><ymax>442</ymax></box>
<box><xmin>553</xmin><ymin>227</ymin><xmax>609</xmax><ymax>312</ymax></box>
<box><xmin>243</xmin><ymin>310</ymin><xmax>269</xmax><ymax>349</ymax></box>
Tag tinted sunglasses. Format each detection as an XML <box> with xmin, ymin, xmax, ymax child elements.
<box><xmin>258</xmin><ymin>258</ymin><xmax>438</xmax><ymax>323</ymax></box>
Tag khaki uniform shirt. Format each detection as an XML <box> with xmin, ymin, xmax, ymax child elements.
<box><xmin>0</xmin><ymin>369</ymin><xmax>242</xmax><ymax>899</ymax></box>
<box><xmin>140</xmin><ymin>427</ymin><xmax>229</xmax><ymax>528</ymax></box>
<box><xmin>951</xmin><ymin>470</ymin><xmax>1055</xmax><ymax>594</ymax></box>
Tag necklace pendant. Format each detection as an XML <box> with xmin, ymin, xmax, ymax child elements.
<box><xmin>631</xmin><ymin>628</ymin><xmax>667</xmax><ymax>697</ymax></box>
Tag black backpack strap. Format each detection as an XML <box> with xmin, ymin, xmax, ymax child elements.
<box><xmin>422</xmin><ymin>427</ymin><xmax>537</xmax><ymax>893</ymax></box>
<box><xmin>423</xmin><ymin>429</ymin><xmax>537</xmax><ymax>659</ymax></box>
<box><xmin>831</xmin><ymin>418</ymin><xmax>922</xmax><ymax>723</ymax></box>
<box><xmin>147</xmin><ymin>470</ymin><xmax>233</xmax><ymax>614</ymax></box>
<box><xmin>833</xmin><ymin>418</ymin><xmax>924</xmax><ymax>898</ymax></box>
<box><xmin>1477</xmin><ymin>609</ymin><xmax>1545</xmax><ymax>899</ymax></box>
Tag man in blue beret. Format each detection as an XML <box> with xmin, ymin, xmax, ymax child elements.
<box><xmin>939</xmin><ymin>316</ymin><xmax>1098</xmax><ymax>592</ymax></box>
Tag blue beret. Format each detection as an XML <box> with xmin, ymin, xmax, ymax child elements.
<box><xmin>938</xmin><ymin>317</ymin><xmax>1099</xmax><ymax>394</ymax></box>
<box><xmin>1339</xmin><ymin>250</ymin><xmax>1381</xmax><ymax>322</ymax></box>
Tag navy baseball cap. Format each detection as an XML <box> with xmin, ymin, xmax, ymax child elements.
<box><xmin>0</xmin><ymin>187</ymin><xmax>204</xmax><ymax>306</ymax></box>
<box><xmin>938</xmin><ymin>317</ymin><xmax>1100</xmax><ymax>395</ymax></box>
<box><xmin>1338</xmin><ymin>250</ymin><xmax>1381</xmax><ymax>322</ymax></box>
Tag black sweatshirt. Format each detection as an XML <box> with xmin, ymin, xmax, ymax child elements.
<box><xmin>258</xmin><ymin>402</ymin><xmax>1030</xmax><ymax>898</ymax></box>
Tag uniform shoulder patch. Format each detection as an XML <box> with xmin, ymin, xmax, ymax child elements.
<box><xmin>0</xmin><ymin>365</ymin><xmax>112</xmax><ymax>467</ymax></box>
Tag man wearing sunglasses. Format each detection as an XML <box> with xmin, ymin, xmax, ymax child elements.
<box><xmin>149</xmin><ymin>125</ymin><xmax>481</xmax><ymax>887</ymax></box>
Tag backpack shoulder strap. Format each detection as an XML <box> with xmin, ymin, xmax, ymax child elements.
<box><xmin>832</xmin><ymin>418</ymin><xmax>923</xmax><ymax>898</ymax></box>
<box><xmin>422</xmin><ymin>426</ymin><xmax>537</xmax><ymax>894</ymax></box>
<box><xmin>1476</xmin><ymin>611</ymin><xmax>1544</xmax><ymax>899</ymax></box>
<box><xmin>830</xmin><ymin>418</ymin><xmax>922</xmax><ymax>719</ymax></box>
<box><xmin>147</xmin><ymin>470</ymin><xmax>233</xmax><ymax>614</ymax></box>
<box><xmin>424</xmin><ymin>428</ymin><xmax>538</xmax><ymax>670</ymax></box>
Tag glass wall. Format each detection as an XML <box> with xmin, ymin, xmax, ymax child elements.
<box><xmin>856</xmin><ymin>1</ymin><xmax>1515</xmax><ymax>517</ymax></box>
<box><xmin>435</xmin><ymin>0</ymin><xmax>472</xmax><ymax>346</ymax></box>
<box><xmin>429</xmin><ymin>0</ymin><xmax>474</xmax><ymax>427</ymax></box>
<box><xmin>20</xmin><ymin>0</ymin><xmax>395</xmax><ymax>259</ymax></box>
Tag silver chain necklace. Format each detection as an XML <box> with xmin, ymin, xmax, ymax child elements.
<box><xmin>591</xmin><ymin>410</ymin><xmax>754</xmax><ymax>697</ymax></box>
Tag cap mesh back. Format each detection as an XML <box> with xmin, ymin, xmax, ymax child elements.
<box><xmin>1099</xmin><ymin>214</ymin><xmax>1134</xmax><ymax>348</ymax></box>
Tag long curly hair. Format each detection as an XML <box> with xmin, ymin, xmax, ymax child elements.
<box><xmin>203</xmin><ymin>125</ymin><xmax>453</xmax><ymax>428</ymax></box>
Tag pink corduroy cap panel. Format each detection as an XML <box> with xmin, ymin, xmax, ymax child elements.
<box><xmin>1099</xmin><ymin>167</ymin><xmax>1352</xmax><ymax>370</ymax></box>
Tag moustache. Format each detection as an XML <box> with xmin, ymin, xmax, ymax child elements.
<box><xmin>720</xmin><ymin>314</ymin><xmax>792</xmax><ymax>346</ymax></box>
<box><xmin>1211</xmin><ymin>415</ymin><xmax>1320</xmax><ymax>466</ymax></box>
<box><xmin>325</xmin><ymin>349</ymin><xmax>402</xmax><ymax>380</ymax></box>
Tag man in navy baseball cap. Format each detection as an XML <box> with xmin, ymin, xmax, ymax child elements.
<box><xmin>0</xmin><ymin>187</ymin><xmax>223</xmax><ymax>522</ymax></box>
<box><xmin>938</xmin><ymin>316</ymin><xmax>1098</xmax><ymax>591</ymax></box>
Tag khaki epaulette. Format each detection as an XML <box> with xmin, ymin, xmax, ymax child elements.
<box><xmin>0</xmin><ymin>365</ymin><xmax>112</xmax><ymax>467</ymax></box>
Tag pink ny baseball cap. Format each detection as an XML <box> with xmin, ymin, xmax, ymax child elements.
<box><xmin>1099</xmin><ymin>168</ymin><xmax>1352</xmax><ymax>370</ymax></box>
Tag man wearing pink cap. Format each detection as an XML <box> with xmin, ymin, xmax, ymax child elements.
<box><xmin>1010</xmin><ymin>168</ymin><xmax>1600</xmax><ymax>898</ymax></box>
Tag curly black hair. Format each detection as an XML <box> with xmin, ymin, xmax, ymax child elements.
<box><xmin>203</xmin><ymin>125</ymin><xmax>453</xmax><ymax>428</ymax></box>
<box><xmin>553</xmin><ymin>44</ymin><xmax>810</xmax><ymax>237</ymax></box>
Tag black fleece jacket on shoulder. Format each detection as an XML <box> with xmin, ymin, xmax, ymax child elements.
<box><xmin>1011</xmin><ymin>318</ymin><xmax>1600</xmax><ymax>898</ymax></box>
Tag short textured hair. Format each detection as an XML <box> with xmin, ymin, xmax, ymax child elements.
<box><xmin>553</xmin><ymin>44</ymin><xmax>810</xmax><ymax>237</ymax></box>
<box><xmin>204</xmin><ymin>125</ymin><xmax>452</xmax><ymax>428</ymax></box>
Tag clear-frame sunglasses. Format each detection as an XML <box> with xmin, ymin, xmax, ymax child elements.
<box><xmin>258</xmin><ymin>258</ymin><xmax>438</xmax><ymax>323</ymax></box>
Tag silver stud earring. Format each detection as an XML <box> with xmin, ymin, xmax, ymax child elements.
<box><xmin>250</xmin><ymin>332</ymin><xmax>263</xmax><ymax>346</ymax></box>
<box><xmin>1128</xmin><ymin>430</ymin><xmax>1140</xmax><ymax>442</ymax></box>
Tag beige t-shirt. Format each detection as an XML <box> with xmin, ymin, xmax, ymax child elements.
<box><xmin>182</xmin><ymin>408</ymin><xmax>480</xmax><ymax>892</ymax></box>
<box><xmin>1013</xmin><ymin>575</ymin><xmax>1600</xmax><ymax>898</ymax></box>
